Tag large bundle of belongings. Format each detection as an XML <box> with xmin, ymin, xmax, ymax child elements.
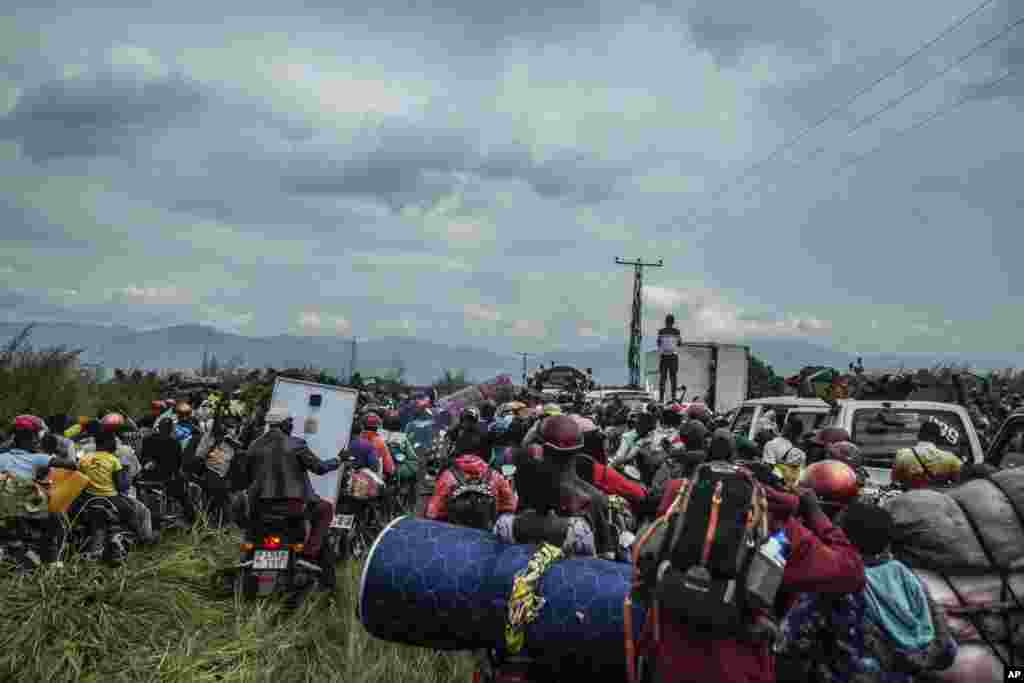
<box><xmin>885</xmin><ymin>468</ymin><xmax>1024</xmax><ymax>682</ymax></box>
<box><xmin>358</xmin><ymin>517</ymin><xmax>645</xmax><ymax>679</ymax></box>
<box><xmin>436</xmin><ymin>375</ymin><xmax>515</xmax><ymax>421</ymax></box>
<box><xmin>785</xmin><ymin>366</ymin><xmax>851</xmax><ymax>402</ymax></box>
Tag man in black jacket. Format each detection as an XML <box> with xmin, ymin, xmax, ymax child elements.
<box><xmin>245</xmin><ymin>410</ymin><xmax>340</xmax><ymax>579</ymax></box>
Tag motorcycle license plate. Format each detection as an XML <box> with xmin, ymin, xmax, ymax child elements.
<box><xmin>252</xmin><ymin>550</ymin><xmax>289</xmax><ymax>570</ymax></box>
<box><xmin>331</xmin><ymin>514</ymin><xmax>354</xmax><ymax>530</ymax></box>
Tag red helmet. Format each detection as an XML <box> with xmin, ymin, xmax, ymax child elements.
<box><xmin>151</xmin><ymin>400</ymin><xmax>165</xmax><ymax>411</ymax></box>
<box><xmin>811</xmin><ymin>427</ymin><xmax>851</xmax><ymax>447</ymax></box>
<box><xmin>363</xmin><ymin>413</ymin><xmax>381</xmax><ymax>430</ymax></box>
<box><xmin>570</xmin><ymin>414</ymin><xmax>598</xmax><ymax>432</ymax></box>
<box><xmin>101</xmin><ymin>413</ymin><xmax>126</xmax><ymax>432</ymax></box>
<box><xmin>541</xmin><ymin>414</ymin><xmax>583</xmax><ymax>454</ymax></box>
<box><xmin>667</xmin><ymin>403</ymin><xmax>685</xmax><ymax>414</ymax></box>
<box><xmin>13</xmin><ymin>415</ymin><xmax>45</xmax><ymax>434</ymax></box>
<box><xmin>800</xmin><ymin>460</ymin><xmax>860</xmax><ymax>506</ymax></box>
<box><xmin>686</xmin><ymin>403</ymin><xmax>710</xmax><ymax>420</ymax></box>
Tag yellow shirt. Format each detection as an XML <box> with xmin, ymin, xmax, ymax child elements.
<box><xmin>79</xmin><ymin>450</ymin><xmax>123</xmax><ymax>497</ymax></box>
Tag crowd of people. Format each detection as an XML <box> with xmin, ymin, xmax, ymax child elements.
<box><xmin>346</xmin><ymin>390</ymin><xmax>981</xmax><ymax>682</ymax></box>
<box><xmin>2</xmin><ymin>371</ymin><xmax>1020</xmax><ymax>682</ymax></box>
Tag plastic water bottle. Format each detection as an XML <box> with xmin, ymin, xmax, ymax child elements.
<box><xmin>746</xmin><ymin>529</ymin><xmax>790</xmax><ymax>609</ymax></box>
<box><xmin>761</xmin><ymin>529</ymin><xmax>790</xmax><ymax>564</ymax></box>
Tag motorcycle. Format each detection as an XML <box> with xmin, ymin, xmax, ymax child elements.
<box><xmin>135</xmin><ymin>465</ymin><xmax>203</xmax><ymax>531</ymax></box>
<box><xmin>328</xmin><ymin>455</ymin><xmax>389</xmax><ymax>562</ymax></box>
<box><xmin>0</xmin><ymin>515</ymin><xmax>50</xmax><ymax>572</ymax></box>
<box><xmin>218</xmin><ymin>500</ymin><xmax>323</xmax><ymax>604</ymax></box>
<box><xmin>68</xmin><ymin>495</ymin><xmax>140</xmax><ymax>564</ymax></box>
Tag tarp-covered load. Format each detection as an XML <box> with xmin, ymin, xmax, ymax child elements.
<box><xmin>886</xmin><ymin>468</ymin><xmax>1024</xmax><ymax>680</ymax></box>
<box><xmin>887</xmin><ymin>470</ymin><xmax>1024</xmax><ymax>573</ymax></box>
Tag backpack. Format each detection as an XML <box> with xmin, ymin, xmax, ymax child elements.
<box><xmin>446</xmin><ymin>467</ymin><xmax>498</xmax><ymax>530</ymax></box>
<box><xmin>639</xmin><ymin>461</ymin><xmax>770</xmax><ymax>639</ymax></box>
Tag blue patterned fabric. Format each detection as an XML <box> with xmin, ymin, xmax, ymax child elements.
<box><xmin>779</xmin><ymin>576</ymin><xmax>958</xmax><ymax>683</ymax></box>
<box><xmin>359</xmin><ymin>517</ymin><xmax>644</xmax><ymax>667</ymax></box>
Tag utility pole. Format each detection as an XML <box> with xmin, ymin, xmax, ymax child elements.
<box><xmin>615</xmin><ymin>257</ymin><xmax>664</xmax><ymax>388</ymax></box>
<box><xmin>517</xmin><ymin>352</ymin><xmax>533</xmax><ymax>386</ymax></box>
<box><xmin>347</xmin><ymin>337</ymin><xmax>358</xmax><ymax>382</ymax></box>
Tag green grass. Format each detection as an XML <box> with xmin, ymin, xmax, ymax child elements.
<box><xmin>0</xmin><ymin>522</ymin><xmax>474</xmax><ymax>683</ymax></box>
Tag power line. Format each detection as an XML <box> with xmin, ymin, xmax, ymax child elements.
<box><xmin>845</xmin><ymin>13</ymin><xmax>1024</xmax><ymax>137</ymax></box>
<box><xmin>709</xmin><ymin>0</ymin><xmax>998</xmax><ymax>199</ymax></box>
<box><xmin>834</xmin><ymin>68</ymin><xmax>1018</xmax><ymax>173</ymax></box>
<box><xmin>516</xmin><ymin>352</ymin><xmax>533</xmax><ymax>386</ymax></box>
<box><xmin>737</xmin><ymin>14</ymin><xmax>1024</xmax><ymax>198</ymax></box>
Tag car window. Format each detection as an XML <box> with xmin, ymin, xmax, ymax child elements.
<box><xmin>850</xmin><ymin>409</ymin><xmax>970</xmax><ymax>468</ymax></box>
<box><xmin>993</xmin><ymin>421</ymin><xmax>1024</xmax><ymax>467</ymax></box>
<box><xmin>731</xmin><ymin>407</ymin><xmax>756</xmax><ymax>436</ymax></box>
<box><xmin>787</xmin><ymin>411</ymin><xmax>830</xmax><ymax>435</ymax></box>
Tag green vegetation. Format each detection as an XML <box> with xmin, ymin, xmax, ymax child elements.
<box><xmin>0</xmin><ymin>521</ymin><xmax>475</xmax><ymax>683</ymax></box>
<box><xmin>0</xmin><ymin>325</ymin><xmax>162</xmax><ymax>427</ymax></box>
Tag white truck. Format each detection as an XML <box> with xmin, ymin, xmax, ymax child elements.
<box><xmin>728</xmin><ymin>396</ymin><xmax>985</xmax><ymax>486</ymax></box>
<box><xmin>644</xmin><ymin>343</ymin><xmax>750</xmax><ymax>413</ymax></box>
<box><xmin>268</xmin><ymin>377</ymin><xmax>359</xmax><ymax>503</ymax></box>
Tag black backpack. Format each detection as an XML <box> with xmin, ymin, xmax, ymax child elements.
<box><xmin>446</xmin><ymin>467</ymin><xmax>498</xmax><ymax>531</ymax></box>
<box><xmin>640</xmin><ymin>461</ymin><xmax>769</xmax><ymax>638</ymax></box>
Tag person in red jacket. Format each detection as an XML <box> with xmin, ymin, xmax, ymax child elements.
<box><xmin>637</xmin><ymin>473</ymin><xmax>866</xmax><ymax>683</ymax></box>
<box><xmin>576</xmin><ymin>422</ymin><xmax>648</xmax><ymax>506</ymax></box>
<box><xmin>425</xmin><ymin>431</ymin><xmax>517</xmax><ymax>525</ymax></box>
<box><xmin>360</xmin><ymin>412</ymin><xmax>395</xmax><ymax>479</ymax></box>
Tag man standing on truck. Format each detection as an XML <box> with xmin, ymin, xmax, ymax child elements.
<box><xmin>656</xmin><ymin>314</ymin><xmax>682</xmax><ymax>403</ymax></box>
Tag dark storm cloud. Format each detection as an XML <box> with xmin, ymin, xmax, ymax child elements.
<box><xmin>299</xmin><ymin>0</ymin><xmax>614</xmax><ymax>47</ymax></box>
<box><xmin>0</xmin><ymin>71</ymin><xmax>208</xmax><ymax>162</ymax></box>
<box><xmin>280</xmin><ymin>128</ymin><xmax>623</xmax><ymax>211</ymax></box>
<box><xmin>650</xmin><ymin>0</ymin><xmax>829</xmax><ymax>64</ymax></box>
<box><xmin>478</xmin><ymin>145</ymin><xmax>624</xmax><ymax>203</ymax></box>
<box><xmin>280</xmin><ymin>127</ymin><xmax>475</xmax><ymax>209</ymax></box>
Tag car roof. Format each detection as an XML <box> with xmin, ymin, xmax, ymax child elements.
<box><xmin>587</xmin><ymin>390</ymin><xmax>651</xmax><ymax>399</ymax></box>
<box><xmin>740</xmin><ymin>397</ymin><xmax>830</xmax><ymax>408</ymax></box>
<box><xmin>740</xmin><ymin>396</ymin><xmax>969</xmax><ymax>412</ymax></box>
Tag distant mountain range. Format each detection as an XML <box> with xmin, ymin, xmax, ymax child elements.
<box><xmin>2</xmin><ymin>322</ymin><xmax>1022</xmax><ymax>385</ymax></box>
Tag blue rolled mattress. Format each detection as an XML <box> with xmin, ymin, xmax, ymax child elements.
<box><xmin>358</xmin><ymin>516</ymin><xmax>645</xmax><ymax>669</ymax></box>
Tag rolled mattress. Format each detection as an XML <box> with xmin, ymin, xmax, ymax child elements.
<box><xmin>358</xmin><ymin>516</ymin><xmax>645</xmax><ymax>668</ymax></box>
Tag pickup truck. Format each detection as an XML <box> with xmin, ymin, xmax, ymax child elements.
<box><xmin>729</xmin><ymin>397</ymin><xmax>984</xmax><ymax>485</ymax></box>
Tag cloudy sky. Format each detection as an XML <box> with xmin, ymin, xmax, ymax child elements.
<box><xmin>2</xmin><ymin>0</ymin><xmax>1022</xmax><ymax>357</ymax></box>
